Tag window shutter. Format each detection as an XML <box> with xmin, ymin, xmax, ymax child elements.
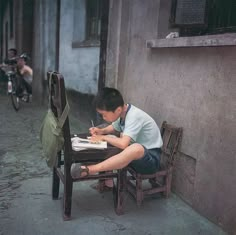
<box><xmin>170</xmin><ymin>0</ymin><xmax>208</xmax><ymax>27</ymax></box>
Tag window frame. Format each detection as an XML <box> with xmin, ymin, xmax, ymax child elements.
<box><xmin>72</xmin><ymin>0</ymin><xmax>101</xmax><ymax>48</ymax></box>
<box><xmin>170</xmin><ymin>0</ymin><xmax>236</xmax><ymax>36</ymax></box>
<box><xmin>85</xmin><ymin>0</ymin><xmax>101</xmax><ymax>41</ymax></box>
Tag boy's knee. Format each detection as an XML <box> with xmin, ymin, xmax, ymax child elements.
<box><xmin>127</xmin><ymin>143</ymin><xmax>145</xmax><ymax>159</ymax></box>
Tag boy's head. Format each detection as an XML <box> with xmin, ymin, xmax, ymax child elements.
<box><xmin>17</xmin><ymin>53</ymin><xmax>29</xmax><ymax>68</ymax></box>
<box><xmin>94</xmin><ymin>87</ymin><xmax>124</xmax><ymax>111</ymax></box>
<box><xmin>8</xmin><ymin>48</ymin><xmax>17</xmax><ymax>58</ymax></box>
<box><xmin>4</xmin><ymin>48</ymin><xmax>17</xmax><ymax>65</ymax></box>
<box><xmin>17</xmin><ymin>57</ymin><xmax>26</xmax><ymax>68</ymax></box>
<box><xmin>94</xmin><ymin>87</ymin><xmax>125</xmax><ymax>122</ymax></box>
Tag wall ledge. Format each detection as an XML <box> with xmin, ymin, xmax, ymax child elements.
<box><xmin>72</xmin><ymin>40</ymin><xmax>100</xmax><ymax>48</ymax></box>
<box><xmin>146</xmin><ymin>33</ymin><xmax>236</xmax><ymax>48</ymax></box>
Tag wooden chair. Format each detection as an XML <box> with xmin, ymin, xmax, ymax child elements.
<box><xmin>126</xmin><ymin>121</ymin><xmax>183</xmax><ymax>206</ymax></box>
<box><xmin>46</xmin><ymin>72</ymin><xmax>126</xmax><ymax>220</ymax></box>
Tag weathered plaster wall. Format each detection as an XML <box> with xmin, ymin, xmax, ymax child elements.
<box><xmin>32</xmin><ymin>0</ymin><xmax>57</xmax><ymax>103</ymax></box>
<box><xmin>32</xmin><ymin>0</ymin><xmax>100</xmax><ymax>103</ymax></box>
<box><xmin>59</xmin><ymin>0</ymin><xmax>100</xmax><ymax>95</ymax></box>
<box><xmin>1</xmin><ymin>2</ymin><xmax>16</xmax><ymax>56</ymax></box>
<box><xmin>2</xmin><ymin>0</ymin><xmax>33</xmax><ymax>60</ymax></box>
<box><xmin>107</xmin><ymin>0</ymin><xmax>236</xmax><ymax>234</ymax></box>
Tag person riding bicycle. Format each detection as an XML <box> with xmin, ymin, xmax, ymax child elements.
<box><xmin>16</xmin><ymin>53</ymin><xmax>33</xmax><ymax>101</ymax></box>
<box><xmin>0</xmin><ymin>48</ymin><xmax>18</xmax><ymax>80</ymax></box>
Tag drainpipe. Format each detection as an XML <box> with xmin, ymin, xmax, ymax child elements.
<box><xmin>55</xmin><ymin>0</ymin><xmax>60</xmax><ymax>72</ymax></box>
<box><xmin>98</xmin><ymin>0</ymin><xmax>109</xmax><ymax>91</ymax></box>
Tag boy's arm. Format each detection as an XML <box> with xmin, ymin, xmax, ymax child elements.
<box><xmin>89</xmin><ymin>124</ymin><xmax>115</xmax><ymax>135</ymax></box>
<box><xmin>90</xmin><ymin>130</ymin><xmax>131</xmax><ymax>149</ymax></box>
<box><xmin>23</xmin><ymin>65</ymin><xmax>33</xmax><ymax>76</ymax></box>
<box><xmin>102</xmin><ymin>134</ymin><xmax>131</xmax><ymax>150</ymax></box>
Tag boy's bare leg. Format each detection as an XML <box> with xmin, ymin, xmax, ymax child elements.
<box><xmin>83</xmin><ymin>143</ymin><xmax>144</xmax><ymax>175</ymax></box>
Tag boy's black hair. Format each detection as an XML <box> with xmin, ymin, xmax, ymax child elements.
<box><xmin>8</xmin><ymin>48</ymin><xmax>17</xmax><ymax>56</ymax></box>
<box><xmin>94</xmin><ymin>87</ymin><xmax>124</xmax><ymax>112</ymax></box>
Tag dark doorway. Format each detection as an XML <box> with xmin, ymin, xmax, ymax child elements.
<box><xmin>5</xmin><ymin>22</ymin><xmax>8</xmax><ymax>58</ymax></box>
<box><xmin>98</xmin><ymin>0</ymin><xmax>109</xmax><ymax>91</ymax></box>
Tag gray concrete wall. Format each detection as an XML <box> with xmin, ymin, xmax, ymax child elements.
<box><xmin>107</xmin><ymin>0</ymin><xmax>236</xmax><ymax>234</ymax></box>
<box><xmin>32</xmin><ymin>0</ymin><xmax>57</xmax><ymax>103</ymax></box>
<box><xmin>59</xmin><ymin>0</ymin><xmax>100</xmax><ymax>95</ymax></box>
<box><xmin>2</xmin><ymin>0</ymin><xmax>32</xmax><ymax>59</ymax></box>
<box><xmin>1</xmin><ymin>1</ymin><xmax>16</xmax><ymax>56</ymax></box>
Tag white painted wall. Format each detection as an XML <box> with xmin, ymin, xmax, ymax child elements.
<box><xmin>59</xmin><ymin>0</ymin><xmax>100</xmax><ymax>95</ymax></box>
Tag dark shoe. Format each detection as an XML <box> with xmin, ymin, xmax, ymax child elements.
<box><xmin>71</xmin><ymin>163</ymin><xmax>89</xmax><ymax>179</ymax></box>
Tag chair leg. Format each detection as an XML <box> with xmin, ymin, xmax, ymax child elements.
<box><xmin>52</xmin><ymin>152</ymin><xmax>61</xmax><ymax>199</ymax></box>
<box><xmin>164</xmin><ymin>172</ymin><xmax>172</xmax><ymax>198</ymax></box>
<box><xmin>136</xmin><ymin>176</ymin><xmax>143</xmax><ymax>206</ymax></box>
<box><xmin>52</xmin><ymin>167</ymin><xmax>60</xmax><ymax>199</ymax></box>
<box><xmin>114</xmin><ymin>169</ymin><xmax>126</xmax><ymax>215</ymax></box>
<box><xmin>63</xmin><ymin>163</ymin><xmax>73</xmax><ymax>221</ymax></box>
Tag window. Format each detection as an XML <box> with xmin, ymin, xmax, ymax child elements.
<box><xmin>86</xmin><ymin>0</ymin><xmax>101</xmax><ymax>41</ymax></box>
<box><xmin>72</xmin><ymin>0</ymin><xmax>101</xmax><ymax>47</ymax></box>
<box><xmin>170</xmin><ymin>0</ymin><xmax>236</xmax><ymax>36</ymax></box>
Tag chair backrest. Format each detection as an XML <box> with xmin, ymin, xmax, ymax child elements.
<box><xmin>46</xmin><ymin>72</ymin><xmax>72</xmax><ymax>154</ymax></box>
<box><xmin>160</xmin><ymin>121</ymin><xmax>182</xmax><ymax>169</ymax></box>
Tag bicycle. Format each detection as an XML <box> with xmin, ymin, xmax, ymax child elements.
<box><xmin>7</xmin><ymin>70</ymin><xmax>31</xmax><ymax>111</ymax></box>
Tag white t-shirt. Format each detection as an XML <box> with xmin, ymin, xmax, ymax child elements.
<box><xmin>112</xmin><ymin>104</ymin><xmax>163</xmax><ymax>149</ymax></box>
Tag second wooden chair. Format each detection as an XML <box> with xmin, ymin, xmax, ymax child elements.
<box><xmin>126</xmin><ymin>121</ymin><xmax>183</xmax><ymax>206</ymax></box>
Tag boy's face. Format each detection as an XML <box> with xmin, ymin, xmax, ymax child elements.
<box><xmin>96</xmin><ymin>107</ymin><xmax>122</xmax><ymax>123</ymax></box>
<box><xmin>17</xmin><ymin>58</ymin><xmax>25</xmax><ymax>68</ymax></box>
<box><xmin>8</xmin><ymin>50</ymin><xmax>15</xmax><ymax>58</ymax></box>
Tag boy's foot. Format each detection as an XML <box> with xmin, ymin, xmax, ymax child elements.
<box><xmin>90</xmin><ymin>181</ymin><xmax>113</xmax><ymax>192</ymax></box>
<box><xmin>22</xmin><ymin>95</ymin><xmax>29</xmax><ymax>102</ymax></box>
<box><xmin>71</xmin><ymin>163</ymin><xmax>89</xmax><ymax>179</ymax></box>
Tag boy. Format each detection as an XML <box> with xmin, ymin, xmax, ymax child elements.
<box><xmin>71</xmin><ymin>87</ymin><xmax>163</xmax><ymax>178</ymax></box>
<box><xmin>0</xmin><ymin>48</ymin><xmax>17</xmax><ymax>80</ymax></box>
<box><xmin>16</xmin><ymin>53</ymin><xmax>33</xmax><ymax>101</ymax></box>
<box><xmin>0</xmin><ymin>48</ymin><xmax>17</xmax><ymax>68</ymax></box>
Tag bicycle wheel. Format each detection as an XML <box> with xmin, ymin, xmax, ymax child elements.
<box><xmin>10</xmin><ymin>77</ymin><xmax>20</xmax><ymax>111</ymax></box>
<box><xmin>11</xmin><ymin>93</ymin><xmax>20</xmax><ymax>111</ymax></box>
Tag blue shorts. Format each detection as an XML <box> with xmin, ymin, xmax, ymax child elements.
<box><xmin>128</xmin><ymin>147</ymin><xmax>161</xmax><ymax>174</ymax></box>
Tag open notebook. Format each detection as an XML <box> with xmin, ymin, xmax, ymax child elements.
<box><xmin>71</xmin><ymin>137</ymin><xmax>107</xmax><ymax>151</ymax></box>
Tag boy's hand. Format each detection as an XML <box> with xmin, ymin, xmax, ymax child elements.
<box><xmin>90</xmin><ymin>135</ymin><xmax>104</xmax><ymax>142</ymax></box>
<box><xmin>89</xmin><ymin>127</ymin><xmax>102</xmax><ymax>136</ymax></box>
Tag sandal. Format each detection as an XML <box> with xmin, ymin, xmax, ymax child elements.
<box><xmin>71</xmin><ymin>163</ymin><xmax>89</xmax><ymax>179</ymax></box>
<box><xmin>90</xmin><ymin>181</ymin><xmax>113</xmax><ymax>193</ymax></box>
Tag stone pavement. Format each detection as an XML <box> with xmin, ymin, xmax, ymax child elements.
<box><xmin>0</xmin><ymin>82</ymin><xmax>227</xmax><ymax>235</ymax></box>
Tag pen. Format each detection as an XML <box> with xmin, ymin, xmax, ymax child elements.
<box><xmin>91</xmin><ymin>120</ymin><xmax>94</xmax><ymax>127</ymax></box>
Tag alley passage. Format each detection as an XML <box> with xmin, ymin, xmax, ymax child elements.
<box><xmin>0</xmin><ymin>81</ymin><xmax>87</xmax><ymax>219</ymax></box>
<box><xmin>0</xmin><ymin>87</ymin><xmax>50</xmax><ymax>221</ymax></box>
<box><xmin>0</xmin><ymin>80</ymin><xmax>91</xmax><ymax>232</ymax></box>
